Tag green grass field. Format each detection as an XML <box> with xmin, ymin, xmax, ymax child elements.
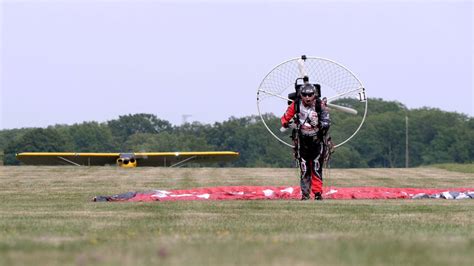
<box><xmin>429</xmin><ymin>163</ymin><xmax>474</xmax><ymax>174</ymax></box>
<box><xmin>0</xmin><ymin>166</ymin><xmax>473</xmax><ymax>265</ymax></box>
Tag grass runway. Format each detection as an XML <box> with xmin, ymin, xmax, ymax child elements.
<box><xmin>0</xmin><ymin>166</ymin><xmax>473</xmax><ymax>265</ymax></box>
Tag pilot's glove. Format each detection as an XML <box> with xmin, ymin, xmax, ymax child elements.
<box><xmin>283</xmin><ymin>120</ymin><xmax>297</xmax><ymax>129</ymax></box>
<box><xmin>320</xmin><ymin>120</ymin><xmax>330</xmax><ymax>129</ymax></box>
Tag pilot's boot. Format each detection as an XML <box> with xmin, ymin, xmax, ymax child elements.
<box><xmin>314</xmin><ymin>192</ymin><xmax>323</xmax><ymax>201</ymax></box>
<box><xmin>301</xmin><ymin>193</ymin><xmax>310</xmax><ymax>201</ymax></box>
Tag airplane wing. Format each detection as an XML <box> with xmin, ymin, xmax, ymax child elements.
<box><xmin>16</xmin><ymin>152</ymin><xmax>120</xmax><ymax>166</ymax></box>
<box><xmin>15</xmin><ymin>151</ymin><xmax>239</xmax><ymax>167</ymax></box>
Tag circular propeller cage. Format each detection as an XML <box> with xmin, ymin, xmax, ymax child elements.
<box><xmin>256</xmin><ymin>56</ymin><xmax>368</xmax><ymax>148</ymax></box>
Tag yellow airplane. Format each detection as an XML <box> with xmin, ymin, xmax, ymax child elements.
<box><xmin>16</xmin><ymin>151</ymin><xmax>239</xmax><ymax>168</ymax></box>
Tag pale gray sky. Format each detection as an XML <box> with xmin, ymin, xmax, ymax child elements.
<box><xmin>1</xmin><ymin>0</ymin><xmax>472</xmax><ymax>129</ymax></box>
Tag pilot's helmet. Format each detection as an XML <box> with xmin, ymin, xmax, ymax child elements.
<box><xmin>300</xmin><ymin>84</ymin><xmax>316</xmax><ymax>96</ymax></box>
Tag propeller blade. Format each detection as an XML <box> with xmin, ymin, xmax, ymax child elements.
<box><xmin>327</xmin><ymin>103</ymin><xmax>358</xmax><ymax>115</ymax></box>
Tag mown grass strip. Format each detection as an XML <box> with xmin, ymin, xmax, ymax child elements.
<box><xmin>0</xmin><ymin>166</ymin><xmax>473</xmax><ymax>265</ymax></box>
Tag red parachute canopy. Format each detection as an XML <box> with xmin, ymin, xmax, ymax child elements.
<box><xmin>94</xmin><ymin>186</ymin><xmax>474</xmax><ymax>202</ymax></box>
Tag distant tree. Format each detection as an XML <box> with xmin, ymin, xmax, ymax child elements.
<box><xmin>409</xmin><ymin>108</ymin><xmax>471</xmax><ymax>165</ymax></box>
<box><xmin>423</xmin><ymin>126</ymin><xmax>474</xmax><ymax>164</ymax></box>
<box><xmin>174</xmin><ymin>121</ymin><xmax>213</xmax><ymax>137</ymax></box>
<box><xmin>4</xmin><ymin>127</ymin><xmax>70</xmax><ymax>165</ymax></box>
<box><xmin>206</xmin><ymin>115</ymin><xmax>293</xmax><ymax>167</ymax></box>
<box><xmin>67</xmin><ymin>122</ymin><xmax>116</xmax><ymax>152</ymax></box>
<box><xmin>123</xmin><ymin>132</ymin><xmax>215</xmax><ymax>152</ymax></box>
<box><xmin>1</xmin><ymin>102</ymin><xmax>472</xmax><ymax>167</ymax></box>
<box><xmin>373</xmin><ymin>113</ymin><xmax>405</xmax><ymax>167</ymax></box>
<box><xmin>107</xmin><ymin>113</ymin><xmax>172</xmax><ymax>147</ymax></box>
<box><xmin>0</xmin><ymin>128</ymin><xmax>33</xmax><ymax>151</ymax></box>
<box><xmin>331</xmin><ymin>146</ymin><xmax>367</xmax><ymax>168</ymax></box>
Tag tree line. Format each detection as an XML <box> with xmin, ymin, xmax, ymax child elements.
<box><xmin>1</xmin><ymin>98</ymin><xmax>472</xmax><ymax>167</ymax></box>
